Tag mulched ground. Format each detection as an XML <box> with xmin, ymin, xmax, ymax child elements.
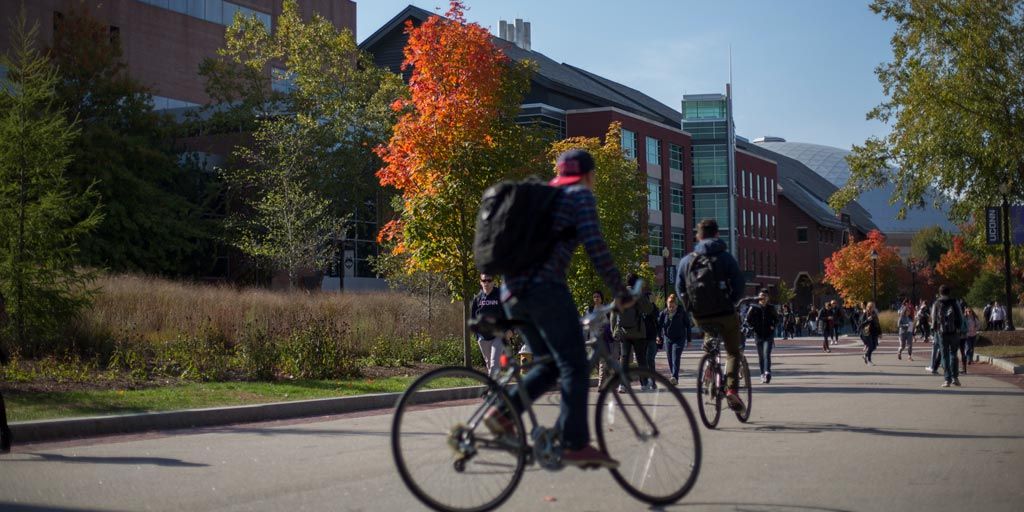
<box><xmin>0</xmin><ymin>362</ymin><xmax>442</xmax><ymax>394</ymax></box>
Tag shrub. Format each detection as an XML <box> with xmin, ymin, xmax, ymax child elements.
<box><xmin>281</xmin><ymin>321</ymin><xmax>359</xmax><ymax>380</ymax></box>
<box><xmin>877</xmin><ymin>311</ymin><xmax>898</xmax><ymax>334</ymax></box>
<box><xmin>233</xmin><ymin>323</ymin><xmax>280</xmax><ymax>381</ymax></box>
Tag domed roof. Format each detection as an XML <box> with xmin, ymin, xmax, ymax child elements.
<box><xmin>753</xmin><ymin>139</ymin><xmax>956</xmax><ymax>235</ymax></box>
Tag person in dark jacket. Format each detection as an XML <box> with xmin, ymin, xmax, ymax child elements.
<box><xmin>676</xmin><ymin>219</ymin><xmax>747</xmax><ymax>413</ymax></box>
<box><xmin>744</xmin><ymin>291</ymin><xmax>778</xmax><ymax>383</ymax></box>
<box><xmin>0</xmin><ymin>291</ymin><xmax>11</xmax><ymax>452</ymax></box>
<box><xmin>859</xmin><ymin>302</ymin><xmax>882</xmax><ymax>365</ymax></box>
<box><xmin>657</xmin><ymin>293</ymin><xmax>691</xmax><ymax>385</ymax></box>
<box><xmin>642</xmin><ymin>291</ymin><xmax>660</xmax><ymax>390</ymax></box>
<box><xmin>931</xmin><ymin>285</ymin><xmax>964</xmax><ymax>388</ymax></box>
<box><xmin>611</xmin><ymin>273</ymin><xmax>655</xmax><ymax>392</ymax></box>
<box><xmin>471</xmin><ymin>274</ymin><xmax>507</xmax><ymax>378</ymax></box>
<box><xmin>819</xmin><ymin>302</ymin><xmax>834</xmax><ymax>352</ymax></box>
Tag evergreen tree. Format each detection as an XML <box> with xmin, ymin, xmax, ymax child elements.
<box><xmin>0</xmin><ymin>15</ymin><xmax>102</xmax><ymax>355</ymax></box>
<box><xmin>49</xmin><ymin>7</ymin><xmax>215</xmax><ymax>276</ymax></box>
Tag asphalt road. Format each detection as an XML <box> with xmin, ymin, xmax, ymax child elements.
<box><xmin>2</xmin><ymin>335</ymin><xmax>1023</xmax><ymax>512</ymax></box>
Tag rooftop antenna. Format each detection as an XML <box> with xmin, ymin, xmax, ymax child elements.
<box><xmin>729</xmin><ymin>44</ymin><xmax>733</xmax><ymax>86</ymax></box>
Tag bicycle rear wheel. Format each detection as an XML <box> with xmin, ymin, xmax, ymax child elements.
<box><xmin>735</xmin><ymin>355</ymin><xmax>753</xmax><ymax>423</ymax></box>
<box><xmin>596</xmin><ymin>368</ymin><xmax>702</xmax><ymax>505</ymax></box>
<box><xmin>391</xmin><ymin>366</ymin><xmax>526</xmax><ymax>512</ymax></box>
<box><xmin>695</xmin><ymin>354</ymin><xmax>722</xmax><ymax>429</ymax></box>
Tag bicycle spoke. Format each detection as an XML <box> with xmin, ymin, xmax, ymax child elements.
<box><xmin>392</xmin><ymin>367</ymin><xmax>526</xmax><ymax>512</ymax></box>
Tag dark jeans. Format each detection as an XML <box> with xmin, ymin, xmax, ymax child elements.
<box><xmin>861</xmin><ymin>334</ymin><xmax>878</xmax><ymax>362</ymax></box>
<box><xmin>620</xmin><ymin>337</ymin><xmax>649</xmax><ymax>383</ymax></box>
<box><xmin>665</xmin><ymin>338</ymin><xmax>685</xmax><ymax>380</ymax></box>
<box><xmin>937</xmin><ymin>333</ymin><xmax>959</xmax><ymax>382</ymax></box>
<box><xmin>756</xmin><ymin>337</ymin><xmax>774</xmax><ymax>375</ymax></box>
<box><xmin>644</xmin><ymin>338</ymin><xmax>658</xmax><ymax>388</ymax></box>
<box><xmin>694</xmin><ymin>312</ymin><xmax>743</xmax><ymax>392</ymax></box>
<box><xmin>963</xmin><ymin>336</ymin><xmax>976</xmax><ymax>365</ymax></box>
<box><xmin>503</xmin><ymin>282</ymin><xmax>590</xmax><ymax>450</ymax></box>
<box><xmin>931</xmin><ymin>339</ymin><xmax>941</xmax><ymax>371</ymax></box>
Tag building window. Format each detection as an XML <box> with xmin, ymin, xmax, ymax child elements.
<box><xmin>693</xmin><ymin>193</ymin><xmax>730</xmax><ymax>229</ymax></box>
<box><xmin>670</xmin><ymin>185</ymin><xmax>684</xmax><ymax>215</ymax></box>
<box><xmin>139</xmin><ymin>0</ymin><xmax>271</xmax><ymax>30</ymax></box>
<box><xmin>741</xmin><ymin>208</ymin><xmax>746</xmax><ymax>236</ymax></box>
<box><xmin>649</xmin><ymin>224</ymin><xmax>663</xmax><ymax>256</ymax></box>
<box><xmin>669</xmin><ymin>143</ymin><xmax>683</xmax><ymax>171</ymax></box>
<box><xmin>692</xmin><ymin>144</ymin><xmax>728</xmax><ymax>187</ymax></box>
<box><xmin>621</xmin><ymin>129</ymin><xmax>637</xmax><ymax>160</ymax></box>
<box><xmin>772</xmin><ymin>215</ymin><xmax>776</xmax><ymax>240</ymax></box>
<box><xmin>647</xmin><ymin>179</ymin><xmax>661</xmax><ymax>211</ymax></box>
<box><xmin>688</xmin><ymin>120</ymin><xmax>728</xmax><ymax>140</ymax></box>
<box><xmin>683</xmin><ymin>99</ymin><xmax>727</xmax><ymax>120</ymax></box>
<box><xmin>796</xmin><ymin>227</ymin><xmax>808</xmax><ymax>243</ymax></box>
<box><xmin>672</xmin><ymin>228</ymin><xmax>686</xmax><ymax>258</ymax></box>
<box><xmin>646</xmin><ymin>136</ymin><xmax>661</xmax><ymax>165</ymax></box>
<box><xmin>770</xmin><ymin>178</ymin><xmax>775</xmax><ymax>204</ymax></box>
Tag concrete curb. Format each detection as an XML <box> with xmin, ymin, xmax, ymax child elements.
<box><xmin>12</xmin><ymin>377</ymin><xmax>602</xmax><ymax>444</ymax></box>
<box><xmin>10</xmin><ymin>385</ymin><xmax>481</xmax><ymax>445</ymax></box>
<box><xmin>974</xmin><ymin>354</ymin><xmax>1024</xmax><ymax>375</ymax></box>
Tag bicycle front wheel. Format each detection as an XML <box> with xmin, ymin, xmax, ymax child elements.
<box><xmin>695</xmin><ymin>354</ymin><xmax>722</xmax><ymax>429</ymax></box>
<box><xmin>391</xmin><ymin>366</ymin><xmax>526</xmax><ymax>512</ymax></box>
<box><xmin>596</xmin><ymin>368</ymin><xmax>702</xmax><ymax>505</ymax></box>
<box><xmin>735</xmin><ymin>355</ymin><xmax>753</xmax><ymax>423</ymax></box>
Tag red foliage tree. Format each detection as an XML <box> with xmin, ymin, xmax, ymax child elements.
<box><xmin>824</xmin><ymin>230</ymin><xmax>903</xmax><ymax>307</ymax></box>
<box><xmin>935</xmin><ymin>236</ymin><xmax>981</xmax><ymax>292</ymax></box>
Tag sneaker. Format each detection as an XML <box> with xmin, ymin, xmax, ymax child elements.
<box><xmin>941</xmin><ymin>381</ymin><xmax>951</xmax><ymax>388</ymax></box>
<box><xmin>616</xmin><ymin>384</ymin><xmax>628</xmax><ymax>394</ymax></box>
<box><xmin>867</xmin><ymin>361</ymin><xmax>875</xmax><ymax>366</ymax></box>
<box><xmin>898</xmin><ymin>352</ymin><xmax>902</xmax><ymax>360</ymax></box>
<box><xmin>765</xmin><ymin>372</ymin><xmax>771</xmax><ymax>384</ymax></box>
<box><xmin>909</xmin><ymin>355</ymin><xmax>914</xmax><ymax>362</ymax></box>
<box><xmin>483</xmin><ymin>407</ymin><xmax>516</xmax><ymax>438</ymax></box>
<box><xmin>953</xmin><ymin>378</ymin><xmax>961</xmax><ymax>387</ymax></box>
<box><xmin>925</xmin><ymin>366</ymin><xmax>933</xmax><ymax>373</ymax></box>
<box><xmin>961</xmin><ymin>366</ymin><xmax>968</xmax><ymax>374</ymax></box>
<box><xmin>863</xmin><ymin>355</ymin><xmax>868</xmax><ymax>365</ymax></box>
<box><xmin>725</xmin><ymin>389</ymin><xmax>746</xmax><ymax>413</ymax></box>
<box><xmin>562</xmin><ymin>444</ymin><xmax>620</xmax><ymax>470</ymax></box>
<box><xmin>760</xmin><ymin>374</ymin><xmax>766</xmax><ymax>384</ymax></box>
<box><xmin>669</xmin><ymin>377</ymin><xmax>678</xmax><ymax>385</ymax></box>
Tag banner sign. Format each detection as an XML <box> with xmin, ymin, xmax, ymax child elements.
<box><xmin>1012</xmin><ymin>205</ymin><xmax>1024</xmax><ymax>245</ymax></box>
<box><xmin>986</xmin><ymin>207</ymin><xmax>1002</xmax><ymax>245</ymax></box>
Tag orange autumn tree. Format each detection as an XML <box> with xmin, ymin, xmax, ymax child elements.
<box><xmin>375</xmin><ymin>1</ymin><xmax>547</xmax><ymax>365</ymax></box>
<box><xmin>824</xmin><ymin>230</ymin><xmax>902</xmax><ymax>306</ymax></box>
<box><xmin>935</xmin><ymin>236</ymin><xmax>981</xmax><ymax>292</ymax></box>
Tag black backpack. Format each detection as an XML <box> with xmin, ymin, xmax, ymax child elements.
<box><xmin>473</xmin><ymin>178</ymin><xmax>567</xmax><ymax>275</ymax></box>
<box><xmin>937</xmin><ymin>299</ymin><xmax>959</xmax><ymax>335</ymax></box>
<box><xmin>682</xmin><ymin>252</ymin><xmax>733</xmax><ymax>319</ymax></box>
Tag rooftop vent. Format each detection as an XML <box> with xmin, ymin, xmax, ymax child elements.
<box><xmin>753</xmin><ymin>136</ymin><xmax>786</xmax><ymax>143</ymax></box>
<box><xmin>497</xmin><ymin>19</ymin><xmax>531</xmax><ymax>51</ymax></box>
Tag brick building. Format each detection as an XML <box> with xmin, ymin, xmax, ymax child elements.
<box><xmin>0</xmin><ymin>0</ymin><xmax>355</xmax><ymax>108</ymax></box>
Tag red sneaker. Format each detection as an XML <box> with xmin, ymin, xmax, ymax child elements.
<box><xmin>725</xmin><ymin>389</ymin><xmax>746</xmax><ymax>413</ymax></box>
<box><xmin>562</xmin><ymin>444</ymin><xmax>619</xmax><ymax>470</ymax></box>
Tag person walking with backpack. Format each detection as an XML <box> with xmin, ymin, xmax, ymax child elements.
<box><xmin>471</xmin><ymin>274</ymin><xmax>508</xmax><ymax>378</ymax></box>
<box><xmin>807</xmin><ymin>306</ymin><xmax>819</xmax><ymax>336</ymax></box>
<box><xmin>990</xmin><ymin>301</ymin><xmax>1006</xmax><ymax>331</ymax></box>
<box><xmin>931</xmin><ymin>285</ymin><xmax>964</xmax><ymax>387</ymax></box>
<box><xmin>982</xmin><ymin>301</ymin><xmax>993</xmax><ymax>331</ymax></box>
<box><xmin>481</xmin><ymin>149</ymin><xmax>633</xmax><ymax>468</ymax></box>
<box><xmin>589</xmin><ymin>290</ymin><xmax>618</xmax><ymax>390</ymax></box>
<box><xmin>611</xmin><ymin>274</ymin><xmax>655</xmax><ymax>392</ymax></box>
<box><xmin>642</xmin><ymin>291</ymin><xmax>661</xmax><ymax>390</ymax></box>
<box><xmin>657</xmin><ymin>293</ymin><xmax>690</xmax><ymax>385</ymax></box>
<box><xmin>819</xmin><ymin>303</ymin><xmax>834</xmax><ymax>352</ymax></box>
<box><xmin>676</xmin><ymin>219</ymin><xmax>747</xmax><ymax>413</ymax></box>
<box><xmin>744</xmin><ymin>291</ymin><xmax>778</xmax><ymax>383</ymax></box>
<box><xmin>859</xmin><ymin>302</ymin><xmax>882</xmax><ymax>365</ymax></box>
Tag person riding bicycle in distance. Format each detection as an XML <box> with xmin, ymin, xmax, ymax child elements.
<box><xmin>488</xmin><ymin>149</ymin><xmax>633</xmax><ymax>470</ymax></box>
<box><xmin>676</xmin><ymin>218</ymin><xmax>747</xmax><ymax>413</ymax></box>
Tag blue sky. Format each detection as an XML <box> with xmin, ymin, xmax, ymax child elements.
<box><xmin>356</xmin><ymin>1</ymin><xmax>896</xmax><ymax>152</ymax></box>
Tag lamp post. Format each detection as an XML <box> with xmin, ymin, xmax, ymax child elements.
<box><xmin>906</xmin><ymin>257</ymin><xmax>923</xmax><ymax>305</ymax></box>
<box><xmin>870</xmin><ymin>249</ymin><xmax>879</xmax><ymax>306</ymax></box>
<box><xmin>662</xmin><ymin>246</ymin><xmax>672</xmax><ymax>301</ymax></box>
<box><xmin>999</xmin><ymin>182</ymin><xmax>1016</xmax><ymax>331</ymax></box>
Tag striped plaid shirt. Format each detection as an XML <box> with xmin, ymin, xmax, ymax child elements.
<box><xmin>502</xmin><ymin>185</ymin><xmax>626</xmax><ymax>302</ymax></box>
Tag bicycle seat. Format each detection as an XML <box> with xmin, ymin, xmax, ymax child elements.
<box><xmin>468</xmin><ymin>315</ymin><xmax>527</xmax><ymax>338</ymax></box>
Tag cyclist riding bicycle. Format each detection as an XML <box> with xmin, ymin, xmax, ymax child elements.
<box><xmin>676</xmin><ymin>218</ymin><xmax>747</xmax><ymax>413</ymax></box>
<box><xmin>487</xmin><ymin>149</ymin><xmax>632</xmax><ymax>470</ymax></box>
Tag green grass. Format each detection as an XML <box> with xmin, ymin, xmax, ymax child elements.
<box><xmin>6</xmin><ymin>375</ymin><xmax>478</xmax><ymax>422</ymax></box>
<box><xmin>975</xmin><ymin>345</ymin><xmax>1024</xmax><ymax>365</ymax></box>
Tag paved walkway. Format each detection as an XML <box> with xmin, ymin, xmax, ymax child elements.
<box><xmin>1</xmin><ymin>335</ymin><xmax>1022</xmax><ymax>511</ymax></box>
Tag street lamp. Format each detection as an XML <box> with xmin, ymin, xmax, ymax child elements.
<box><xmin>999</xmin><ymin>182</ymin><xmax>1016</xmax><ymax>330</ymax></box>
<box><xmin>662</xmin><ymin>246</ymin><xmax>672</xmax><ymax>301</ymax></box>
<box><xmin>870</xmin><ymin>249</ymin><xmax>879</xmax><ymax>306</ymax></box>
<box><xmin>906</xmin><ymin>257</ymin><xmax>924</xmax><ymax>305</ymax></box>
